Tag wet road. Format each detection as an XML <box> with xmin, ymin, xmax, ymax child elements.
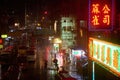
<box><xmin>20</xmin><ymin>63</ymin><xmax>47</xmax><ymax>80</ymax></box>
<box><xmin>19</xmin><ymin>47</ymin><xmax>56</xmax><ymax>80</ymax></box>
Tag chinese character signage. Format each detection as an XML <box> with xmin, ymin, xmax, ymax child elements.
<box><xmin>89</xmin><ymin>37</ymin><xmax>120</xmax><ymax>76</ymax></box>
<box><xmin>89</xmin><ymin>0</ymin><xmax>114</xmax><ymax>31</ymax></box>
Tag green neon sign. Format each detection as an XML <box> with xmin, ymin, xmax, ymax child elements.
<box><xmin>89</xmin><ymin>37</ymin><xmax>120</xmax><ymax>76</ymax></box>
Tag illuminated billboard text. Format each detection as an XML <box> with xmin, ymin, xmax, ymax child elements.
<box><xmin>89</xmin><ymin>0</ymin><xmax>114</xmax><ymax>31</ymax></box>
<box><xmin>89</xmin><ymin>38</ymin><xmax>120</xmax><ymax>76</ymax></box>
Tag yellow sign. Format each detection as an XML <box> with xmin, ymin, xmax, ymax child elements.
<box><xmin>1</xmin><ymin>34</ymin><xmax>7</xmax><ymax>38</ymax></box>
<box><xmin>0</xmin><ymin>45</ymin><xmax>3</xmax><ymax>49</ymax></box>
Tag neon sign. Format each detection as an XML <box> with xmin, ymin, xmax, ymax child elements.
<box><xmin>89</xmin><ymin>37</ymin><xmax>120</xmax><ymax>76</ymax></box>
<box><xmin>0</xmin><ymin>39</ymin><xmax>2</xmax><ymax>44</ymax></box>
<box><xmin>89</xmin><ymin>0</ymin><xmax>114</xmax><ymax>31</ymax></box>
<box><xmin>0</xmin><ymin>45</ymin><xmax>3</xmax><ymax>49</ymax></box>
<box><xmin>1</xmin><ymin>34</ymin><xmax>7</xmax><ymax>38</ymax></box>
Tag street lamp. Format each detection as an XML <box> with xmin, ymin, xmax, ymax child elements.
<box><xmin>53</xmin><ymin>38</ymin><xmax>62</xmax><ymax>53</ymax></box>
<box><xmin>53</xmin><ymin>38</ymin><xmax>62</xmax><ymax>44</ymax></box>
<box><xmin>14</xmin><ymin>22</ymin><xmax>20</xmax><ymax>29</ymax></box>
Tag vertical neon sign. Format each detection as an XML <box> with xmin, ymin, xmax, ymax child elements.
<box><xmin>89</xmin><ymin>0</ymin><xmax>114</xmax><ymax>31</ymax></box>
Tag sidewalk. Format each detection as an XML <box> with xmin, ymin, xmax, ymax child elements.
<box><xmin>65</xmin><ymin>64</ymin><xmax>83</xmax><ymax>80</ymax></box>
<box><xmin>47</xmin><ymin>63</ymin><xmax>83</xmax><ymax>80</ymax></box>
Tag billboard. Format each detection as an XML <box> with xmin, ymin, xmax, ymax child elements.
<box><xmin>72</xmin><ymin>50</ymin><xmax>85</xmax><ymax>56</ymax></box>
<box><xmin>88</xmin><ymin>0</ymin><xmax>115</xmax><ymax>31</ymax></box>
<box><xmin>89</xmin><ymin>37</ymin><xmax>120</xmax><ymax>76</ymax></box>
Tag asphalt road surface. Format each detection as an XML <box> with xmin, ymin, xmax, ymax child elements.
<box><xmin>19</xmin><ymin>47</ymin><xmax>56</xmax><ymax>80</ymax></box>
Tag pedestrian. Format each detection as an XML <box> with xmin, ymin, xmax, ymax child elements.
<box><xmin>44</xmin><ymin>60</ymin><xmax>48</xmax><ymax>69</ymax></box>
<box><xmin>53</xmin><ymin>58</ymin><xmax>59</xmax><ymax>71</ymax></box>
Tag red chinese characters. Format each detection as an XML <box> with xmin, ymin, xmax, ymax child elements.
<box><xmin>91</xmin><ymin>4</ymin><xmax>100</xmax><ymax>25</ymax></box>
<box><xmin>102</xmin><ymin>5</ymin><xmax>110</xmax><ymax>25</ymax></box>
<box><xmin>91</xmin><ymin>3</ymin><xmax>111</xmax><ymax>26</ymax></box>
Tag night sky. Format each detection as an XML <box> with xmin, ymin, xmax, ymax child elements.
<box><xmin>0</xmin><ymin>0</ymin><xmax>84</xmax><ymax>15</ymax></box>
<box><xmin>0</xmin><ymin>0</ymin><xmax>119</xmax><ymax>15</ymax></box>
<box><xmin>0</xmin><ymin>0</ymin><xmax>119</xmax><ymax>14</ymax></box>
<box><xmin>0</xmin><ymin>0</ymin><xmax>119</xmax><ymax>24</ymax></box>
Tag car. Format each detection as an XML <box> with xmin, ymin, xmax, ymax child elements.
<box><xmin>3</xmin><ymin>46</ymin><xmax>13</xmax><ymax>52</ymax></box>
<box><xmin>18</xmin><ymin>46</ymin><xmax>28</xmax><ymax>56</ymax></box>
<box><xmin>26</xmin><ymin>50</ymin><xmax>36</xmax><ymax>62</ymax></box>
<box><xmin>0</xmin><ymin>51</ymin><xmax>11</xmax><ymax>55</ymax></box>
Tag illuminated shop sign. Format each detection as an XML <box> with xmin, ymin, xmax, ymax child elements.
<box><xmin>1</xmin><ymin>34</ymin><xmax>8</xmax><ymax>38</ymax></box>
<box><xmin>72</xmin><ymin>50</ymin><xmax>85</xmax><ymax>57</ymax></box>
<box><xmin>88</xmin><ymin>0</ymin><xmax>114</xmax><ymax>31</ymax></box>
<box><xmin>0</xmin><ymin>39</ymin><xmax>2</xmax><ymax>44</ymax></box>
<box><xmin>89</xmin><ymin>37</ymin><xmax>120</xmax><ymax>76</ymax></box>
<box><xmin>0</xmin><ymin>45</ymin><xmax>3</xmax><ymax>49</ymax></box>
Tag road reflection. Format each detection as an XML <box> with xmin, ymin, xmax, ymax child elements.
<box><xmin>21</xmin><ymin>47</ymin><xmax>48</xmax><ymax>80</ymax></box>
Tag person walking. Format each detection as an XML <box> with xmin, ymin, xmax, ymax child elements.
<box><xmin>53</xmin><ymin>58</ymin><xmax>59</xmax><ymax>71</ymax></box>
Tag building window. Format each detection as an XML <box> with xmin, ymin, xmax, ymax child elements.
<box><xmin>71</xmin><ymin>30</ymin><xmax>76</xmax><ymax>34</ymax></box>
<box><xmin>73</xmin><ymin>42</ymin><xmax>76</xmax><ymax>45</ymax></box>
<box><xmin>70</xmin><ymin>20</ymin><xmax>73</xmax><ymax>23</ymax></box>
<box><xmin>62</xmin><ymin>26</ymin><xmax>66</xmax><ymax>31</ymax></box>
<box><xmin>74</xmin><ymin>36</ymin><xmax>77</xmax><ymax>40</ymax></box>
<box><xmin>67</xmin><ymin>26</ymin><xmax>71</xmax><ymax>31</ymax></box>
<box><xmin>64</xmin><ymin>20</ymin><xmax>66</xmax><ymax>22</ymax></box>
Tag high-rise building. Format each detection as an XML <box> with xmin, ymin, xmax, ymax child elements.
<box><xmin>60</xmin><ymin>16</ymin><xmax>77</xmax><ymax>51</ymax></box>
